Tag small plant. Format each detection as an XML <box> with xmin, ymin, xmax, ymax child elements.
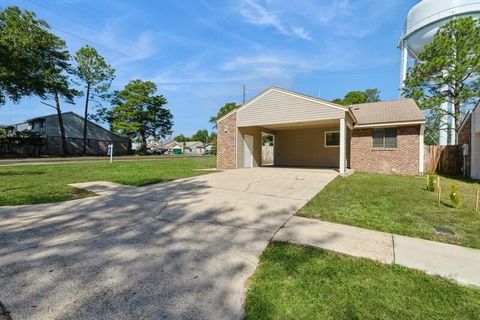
<box><xmin>427</xmin><ymin>174</ymin><xmax>437</xmax><ymax>192</ymax></box>
<box><xmin>449</xmin><ymin>185</ymin><xmax>460</xmax><ymax>207</ymax></box>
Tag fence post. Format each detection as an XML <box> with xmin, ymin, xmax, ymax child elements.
<box><xmin>476</xmin><ymin>189</ymin><xmax>479</xmax><ymax>213</ymax></box>
<box><xmin>437</xmin><ymin>176</ymin><xmax>441</xmax><ymax>205</ymax></box>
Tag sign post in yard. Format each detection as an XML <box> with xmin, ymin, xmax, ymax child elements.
<box><xmin>107</xmin><ymin>144</ymin><xmax>113</xmax><ymax>163</ymax></box>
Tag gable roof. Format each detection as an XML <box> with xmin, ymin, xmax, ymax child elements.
<box><xmin>349</xmin><ymin>99</ymin><xmax>425</xmax><ymax>128</ymax></box>
<box><xmin>237</xmin><ymin>86</ymin><xmax>348</xmax><ymax>113</ymax></box>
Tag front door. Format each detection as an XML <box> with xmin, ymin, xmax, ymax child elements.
<box><xmin>244</xmin><ymin>135</ymin><xmax>254</xmax><ymax>168</ymax></box>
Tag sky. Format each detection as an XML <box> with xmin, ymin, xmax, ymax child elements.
<box><xmin>1</xmin><ymin>0</ymin><xmax>419</xmax><ymax>137</ymax></box>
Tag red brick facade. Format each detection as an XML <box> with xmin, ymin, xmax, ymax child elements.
<box><xmin>458</xmin><ymin>115</ymin><xmax>471</xmax><ymax>177</ymax></box>
<box><xmin>350</xmin><ymin>126</ymin><xmax>421</xmax><ymax>175</ymax></box>
<box><xmin>216</xmin><ymin>111</ymin><xmax>237</xmax><ymax>170</ymax></box>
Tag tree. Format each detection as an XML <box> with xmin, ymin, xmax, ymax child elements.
<box><xmin>403</xmin><ymin>17</ymin><xmax>480</xmax><ymax>144</ymax></box>
<box><xmin>0</xmin><ymin>6</ymin><xmax>77</xmax><ymax>154</ymax></box>
<box><xmin>74</xmin><ymin>45</ymin><xmax>115</xmax><ymax>154</ymax></box>
<box><xmin>0</xmin><ymin>7</ymin><xmax>54</xmax><ymax>104</ymax></box>
<box><xmin>209</xmin><ymin>102</ymin><xmax>238</xmax><ymax>128</ymax></box>
<box><xmin>174</xmin><ymin>134</ymin><xmax>190</xmax><ymax>142</ymax></box>
<box><xmin>107</xmin><ymin>80</ymin><xmax>173</xmax><ymax>150</ymax></box>
<box><xmin>191</xmin><ymin>129</ymin><xmax>209</xmax><ymax>144</ymax></box>
<box><xmin>333</xmin><ymin>89</ymin><xmax>381</xmax><ymax>105</ymax></box>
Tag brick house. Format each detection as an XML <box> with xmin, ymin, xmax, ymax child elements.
<box><xmin>217</xmin><ymin>86</ymin><xmax>426</xmax><ymax>175</ymax></box>
<box><xmin>458</xmin><ymin>104</ymin><xmax>480</xmax><ymax>179</ymax></box>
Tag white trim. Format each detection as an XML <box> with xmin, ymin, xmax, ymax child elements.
<box><xmin>339</xmin><ymin>118</ymin><xmax>346</xmax><ymax>174</ymax></box>
<box><xmin>324</xmin><ymin>131</ymin><xmax>340</xmax><ymax>148</ymax></box>
<box><xmin>236</xmin><ymin>87</ymin><xmax>348</xmax><ymax>115</ymax></box>
<box><xmin>354</xmin><ymin>121</ymin><xmax>425</xmax><ymax>129</ymax></box>
<box><xmin>419</xmin><ymin>124</ymin><xmax>425</xmax><ymax>174</ymax></box>
<box><xmin>237</xmin><ymin>116</ymin><xmax>343</xmax><ymax>128</ymax></box>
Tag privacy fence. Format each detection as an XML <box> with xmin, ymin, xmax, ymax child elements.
<box><xmin>424</xmin><ymin>145</ymin><xmax>463</xmax><ymax>175</ymax></box>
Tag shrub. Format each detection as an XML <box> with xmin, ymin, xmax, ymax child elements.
<box><xmin>427</xmin><ymin>174</ymin><xmax>437</xmax><ymax>192</ymax></box>
<box><xmin>449</xmin><ymin>185</ymin><xmax>460</xmax><ymax>207</ymax></box>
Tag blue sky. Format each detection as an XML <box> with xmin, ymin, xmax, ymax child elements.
<box><xmin>1</xmin><ymin>0</ymin><xmax>418</xmax><ymax>136</ymax></box>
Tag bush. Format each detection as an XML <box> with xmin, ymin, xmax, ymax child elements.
<box><xmin>427</xmin><ymin>174</ymin><xmax>437</xmax><ymax>192</ymax></box>
<box><xmin>449</xmin><ymin>185</ymin><xmax>460</xmax><ymax>207</ymax></box>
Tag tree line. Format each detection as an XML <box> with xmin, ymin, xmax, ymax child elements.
<box><xmin>0</xmin><ymin>6</ymin><xmax>173</xmax><ymax>153</ymax></box>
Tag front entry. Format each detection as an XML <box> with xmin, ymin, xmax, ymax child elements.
<box><xmin>244</xmin><ymin>134</ymin><xmax>254</xmax><ymax>168</ymax></box>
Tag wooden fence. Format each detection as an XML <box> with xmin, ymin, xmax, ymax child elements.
<box><xmin>424</xmin><ymin>145</ymin><xmax>463</xmax><ymax>175</ymax></box>
<box><xmin>262</xmin><ymin>145</ymin><xmax>274</xmax><ymax>165</ymax></box>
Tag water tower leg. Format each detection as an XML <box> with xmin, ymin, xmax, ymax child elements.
<box><xmin>449</xmin><ymin>102</ymin><xmax>456</xmax><ymax>145</ymax></box>
<box><xmin>439</xmin><ymin>101</ymin><xmax>449</xmax><ymax>145</ymax></box>
<box><xmin>399</xmin><ymin>44</ymin><xmax>408</xmax><ymax>97</ymax></box>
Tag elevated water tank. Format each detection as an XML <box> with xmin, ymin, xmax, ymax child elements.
<box><xmin>399</xmin><ymin>0</ymin><xmax>480</xmax><ymax>145</ymax></box>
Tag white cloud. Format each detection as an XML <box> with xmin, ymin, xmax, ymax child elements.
<box><xmin>235</xmin><ymin>0</ymin><xmax>313</xmax><ymax>41</ymax></box>
<box><xmin>292</xmin><ymin>27</ymin><xmax>312</xmax><ymax>41</ymax></box>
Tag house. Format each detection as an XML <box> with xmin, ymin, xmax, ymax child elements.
<box><xmin>5</xmin><ymin>112</ymin><xmax>131</xmax><ymax>155</ymax></box>
<box><xmin>458</xmin><ymin>104</ymin><xmax>480</xmax><ymax>179</ymax></box>
<box><xmin>216</xmin><ymin>86</ymin><xmax>426</xmax><ymax>175</ymax></box>
<box><xmin>163</xmin><ymin>141</ymin><xmax>206</xmax><ymax>155</ymax></box>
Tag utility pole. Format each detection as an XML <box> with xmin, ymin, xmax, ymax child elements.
<box><xmin>242</xmin><ymin>84</ymin><xmax>246</xmax><ymax>104</ymax></box>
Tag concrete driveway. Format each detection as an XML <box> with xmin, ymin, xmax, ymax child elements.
<box><xmin>0</xmin><ymin>167</ymin><xmax>338</xmax><ymax>320</ymax></box>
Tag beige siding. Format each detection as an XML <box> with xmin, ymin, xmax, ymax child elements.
<box><xmin>474</xmin><ymin>107</ymin><xmax>480</xmax><ymax>134</ymax></box>
<box><xmin>237</xmin><ymin>89</ymin><xmax>345</xmax><ymax>127</ymax></box>
<box><xmin>275</xmin><ymin>127</ymin><xmax>340</xmax><ymax>167</ymax></box>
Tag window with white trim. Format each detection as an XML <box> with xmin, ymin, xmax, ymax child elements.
<box><xmin>325</xmin><ymin>131</ymin><xmax>340</xmax><ymax>147</ymax></box>
<box><xmin>373</xmin><ymin>128</ymin><xmax>397</xmax><ymax>148</ymax></box>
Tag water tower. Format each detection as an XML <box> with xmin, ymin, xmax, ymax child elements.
<box><xmin>399</xmin><ymin>0</ymin><xmax>480</xmax><ymax>145</ymax></box>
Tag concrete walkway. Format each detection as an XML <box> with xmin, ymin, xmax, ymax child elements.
<box><xmin>275</xmin><ymin>216</ymin><xmax>480</xmax><ymax>287</ymax></box>
<box><xmin>0</xmin><ymin>167</ymin><xmax>338</xmax><ymax>320</ymax></box>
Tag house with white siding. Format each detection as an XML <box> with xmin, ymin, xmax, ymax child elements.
<box><xmin>458</xmin><ymin>104</ymin><xmax>480</xmax><ymax>179</ymax></box>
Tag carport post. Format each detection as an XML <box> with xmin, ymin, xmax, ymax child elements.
<box><xmin>339</xmin><ymin>118</ymin><xmax>346</xmax><ymax>174</ymax></box>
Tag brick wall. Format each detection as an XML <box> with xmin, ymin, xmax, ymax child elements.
<box><xmin>217</xmin><ymin>111</ymin><xmax>237</xmax><ymax>170</ymax></box>
<box><xmin>350</xmin><ymin>126</ymin><xmax>420</xmax><ymax>175</ymax></box>
<box><xmin>458</xmin><ymin>115</ymin><xmax>471</xmax><ymax>177</ymax></box>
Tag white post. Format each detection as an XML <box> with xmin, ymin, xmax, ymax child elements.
<box><xmin>339</xmin><ymin>118</ymin><xmax>346</xmax><ymax>174</ymax></box>
<box><xmin>419</xmin><ymin>124</ymin><xmax>425</xmax><ymax>174</ymax></box>
<box><xmin>108</xmin><ymin>144</ymin><xmax>113</xmax><ymax>163</ymax></box>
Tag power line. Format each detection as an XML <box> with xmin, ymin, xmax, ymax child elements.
<box><xmin>25</xmin><ymin>0</ymin><xmax>132</xmax><ymax>57</ymax></box>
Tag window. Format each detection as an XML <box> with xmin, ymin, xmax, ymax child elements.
<box><xmin>372</xmin><ymin>128</ymin><xmax>397</xmax><ymax>148</ymax></box>
<box><xmin>325</xmin><ymin>131</ymin><xmax>340</xmax><ymax>147</ymax></box>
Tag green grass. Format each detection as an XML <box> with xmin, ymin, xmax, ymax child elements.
<box><xmin>245</xmin><ymin>243</ymin><xmax>480</xmax><ymax>320</ymax></box>
<box><xmin>300</xmin><ymin>173</ymin><xmax>480</xmax><ymax>249</ymax></box>
<box><xmin>0</xmin><ymin>157</ymin><xmax>216</xmax><ymax>206</ymax></box>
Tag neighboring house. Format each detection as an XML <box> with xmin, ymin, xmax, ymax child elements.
<box><xmin>163</xmin><ymin>141</ymin><xmax>206</xmax><ymax>155</ymax></box>
<box><xmin>458</xmin><ymin>104</ymin><xmax>480</xmax><ymax>179</ymax></box>
<box><xmin>5</xmin><ymin>112</ymin><xmax>131</xmax><ymax>155</ymax></box>
<box><xmin>217</xmin><ymin>86</ymin><xmax>426</xmax><ymax>175</ymax></box>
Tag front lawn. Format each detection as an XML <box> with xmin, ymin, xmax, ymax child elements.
<box><xmin>300</xmin><ymin>173</ymin><xmax>480</xmax><ymax>249</ymax></box>
<box><xmin>245</xmin><ymin>243</ymin><xmax>480</xmax><ymax>320</ymax></box>
<box><xmin>0</xmin><ymin>157</ymin><xmax>216</xmax><ymax>206</ymax></box>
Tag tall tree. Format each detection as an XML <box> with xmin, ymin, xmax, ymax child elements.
<box><xmin>191</xmin><ymin>129</ymin><xmax>209</xmax><ymax>144</ymax></box>
<box><xmin>209</xmin><ymin>102</ymin><xmax>238</xmax><ymax>128</ymax></box>
<box><xmin>403</xmin><ymin>17</ymin><xmax>480</xmax><ymax>143</ymax></box>
<box><xmin>74</xmin><ymin>45</ymin><xmax>115</xmax><ymax>154</ymax></box>
<box><xmin>0</xmin><ymin>7</ymin><xmax>52</xmax><ymax>104</ymax></box>
<box><xmin>107</xmin><ymin>80</ymin><xmax>173</xmax><ymax>150</ymax></box>
<box><xmin>0</xmin><ymin>6</ymin><xmax>77</xmax><ymax>154</ymax></box>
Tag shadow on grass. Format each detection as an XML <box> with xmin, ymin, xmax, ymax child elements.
<box><xmin>0</xmin><ymin>170</ymin><xmax>45</xmax><ymax>176</ymax></box>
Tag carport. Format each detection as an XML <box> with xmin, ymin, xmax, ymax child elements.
<box><xmin>232</xmin><ymin>87</ymin><xmax>350</xmax><ymax>173</ymax></box>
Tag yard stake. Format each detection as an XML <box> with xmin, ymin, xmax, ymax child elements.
<box><xmin>437</xmin><ymin>177</ymin><xmax>441</xmax><ymax>205</ymax></box>
<box><xmin>476</xmin><ymin>189</ymin><xmax>479</xmax><ymax>213</ymax></box>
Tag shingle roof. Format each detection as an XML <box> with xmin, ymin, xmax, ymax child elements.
<box><xmin>349</xmin><ymin>99</ymin><xmax>425</xmax><ymax>127</ymax></box>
